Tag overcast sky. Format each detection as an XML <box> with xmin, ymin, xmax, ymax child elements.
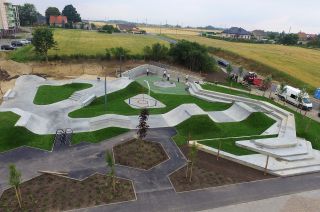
<box><xmin>11</xmin><ymin>0</ymin><xmax>320</xmax><ymax>33</ymax></box>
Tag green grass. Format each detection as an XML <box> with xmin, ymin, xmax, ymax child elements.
<box><xmin>167</xmin><ymin>34</ymin><xmax>320</xmax><ymax>90</ymax></box>
<box><xmin>172</xmin><ymin>113</ymin><xmax>276</xmax><ymax>147</ymax></box>
<box><xmin>72</xmin><ymin>128</ymin><xmax>130</xmax><ymax>144</ymax></box>
<box><xmin>198</xmin><ymin>135</ymin><xmax>278</xmax><ymax>156</ymax></box>
<box><xmin>69</xmin><ymin>81</ymin><xmax>231</xmax><ymax>117</ymax></box>
<box><xmin>0</xmin><ymin>112</ymin><xmax>130</xmax><ymax>152</ymax></box>
<box><xmin>10</xmin><ymin>29</ymin><xmax>169</xmax><ymax>62</ymax></box>
<box><xmin>0</xmin><ymin>112</ymin><xmax>54</xmax><ymax>152</ymax></box>
<box><xmin>201</xmin><ymin>83</ymin><xmax>320</xmax><ymax>150</ymax></box>
<box><xmin>34</xmin><ymin>83</ymin><xmax>93</xmax><ymax>105</ymax></box>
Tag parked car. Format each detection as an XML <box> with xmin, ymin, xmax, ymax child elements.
<box><xmin>1</xmin><ymin>45</ymin><xmax>15</xmax><ymax>50</ymax></box>
<box><xmin>277</xmin><ymin>85</ymin><xmax>313</xmax><ymax>110</ymax></box>
<box><xmin>19</xmin><ymin>39</ymin><xmax>31</xmax><ymax>45</ymax></box>
<box><xmin>11</xmin><ymin>41</ymin><xmax>23</xmax><ymax>47</ymax></box>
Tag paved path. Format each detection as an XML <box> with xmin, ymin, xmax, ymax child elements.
<box><xmin>0</xmin><ymin>128</ymin><xmax>186</xmax><ymax>196</ymax></box>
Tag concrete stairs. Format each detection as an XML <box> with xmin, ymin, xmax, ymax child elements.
<box><xmin>69</xmin><ymin>92</ymin><xmax>84</xmax><ymax>101</ymax></box>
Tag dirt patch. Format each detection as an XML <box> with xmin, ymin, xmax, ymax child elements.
<box><xmin>0</xmin><ymin>173</ymin><xmax>135</xmax><ymax>211</ymax></box>
<box><xmin>169</xmin><ymin>145</ymin><xmax>275</xmax><ymax>192</ymax></box>
<box><xmin>202</xmin><ymin>68</ymin><xmax>228</xmax><ymax>83</ymax></box>
<box><xmin>114</xmin><ymin>139</ymin><xmax>168</xmax><ymax>170</ymax></box>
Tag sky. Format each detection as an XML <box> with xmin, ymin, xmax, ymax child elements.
<box><xmin>11</xmin><ymin>0</ymin><xmax>320</xmax><ymax>34</ymax></box>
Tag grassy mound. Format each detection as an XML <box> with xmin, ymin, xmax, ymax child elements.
<box><xmin>34</xmin><ymin>83</ymin><xmax>92</xmax><ymax>105</ymax></box>
<box><xmin>173</xmin><ymin>113</ymin><xmax>276</xmax><ymax>149</ymax></box>
<box><xmin>69</xmin><ymin>81</ymin><xmax>231</xmax><ymax>117</ymax></box>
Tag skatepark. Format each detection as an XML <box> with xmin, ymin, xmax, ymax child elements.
<box><xmin>1</xmin><ymin>64</ymin><xmax>320</xmax><ymax>211</ymax></box>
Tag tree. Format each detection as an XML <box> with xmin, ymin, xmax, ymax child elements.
<box><xmin>186</xmin><ymin>142</ymin><xmax>198</xmax><ymax>182</ymax></box>
<box><xmin>137</xmin><ymin>108</ymin><xmax>150</xmax><ymax>141</ymax></box>
<box><xmin>9</xmin><ymin>164</ymin><xmax>22</xmax><ymax>208</ymax></box>
<box><xmin>144</xmin><ymin>43</ymin><xmax>169</xmax><ymax>61</ymax></box>
<box><xmin>106</xmin><ymin>150</ymin><xmax>116</xmax><ymax>193</ymax></box>
<box><xmin>32</xmin><ymin>27</ymin><xmax>57</xmax><ymax>62</ymax></box>
<box><xmin>0</xmin><ymin>80</ymin><xmax>3</xmax><ymax>95</ymax></box>
<box><xmin>110</xmin><ymin>47</ymin><xmax>130</xmax><ymax>60</ymax></box>
<box><xmin>278</xmin><ymin>32</ymin><xmax>299</xmax><ymax>45</ymax></box>
<box><xmin>238</xmin><ymin>66</ymin><xmax>244</xmax><ymax>81</ymax></box>
<box><xmin>262</xmin><ymin>75</ymin><xmax>272</xmax><ymax>97</ymax></box>
<box><xmin>62</xmin><ymin>5</ymin><xmax>81</xmax><ymax>23</ymax></box>
<box><xmin>169</xmin><ymin>40</ymin><xmax>217</xmax><ymax>72</ymax></box>
<box><xmin>18</xmin><ymin>3</ymin><xmax>38</xmax><ymax>26</ymax></box>
<box><xmin>278</xmin><ymin>82</ymin><xmax>287</xmax><ymax>105</ymax></box>
<box><xmin>226</xmin><ymin>64</ymin><xmax>233</xmax><ymax>77</ymax></box>
<box><xmin>45</xmin><ymin>7</ymin><xmax>61</xmax><ymax>25</ymax></box>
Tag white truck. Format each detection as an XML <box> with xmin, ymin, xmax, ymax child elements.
<box><xmin>277</xmin><ymin>85</ymin><xmax>313</xmax><ymax>110</ymax></box>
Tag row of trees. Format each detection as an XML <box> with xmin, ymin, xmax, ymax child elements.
<box><xmin>45</xmin><ymin>5</ymin><xmax>82</xmax><ymax>25</ymax></box>
<box><xmin>17</xmin><ymin>3</ymin><xmax>82</xmax><ymax>26</ymax></box>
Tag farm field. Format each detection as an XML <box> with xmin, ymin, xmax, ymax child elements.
<box><xmin>168</xmin><ymin>34</ymin><xmax>320</xmax><ymax>89</ymax></box>
<box><xmin>10</xmin><ymin>29</ymin><xmax>169</xmax><ymax>61</ymax></box>
<box><xmin>140</xmin><ymin>26</ymin><xmax>222</xmax><ymax>36</ymax></box>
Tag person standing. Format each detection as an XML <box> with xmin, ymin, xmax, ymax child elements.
<box><xmin>167</xmin><ymin>73</ymin><xmax>170</xmax><ymax>81</ymax></box>
<box><xmin>185</xmin><ymin>74</ymin><xmax>189</xmax><ymax>83</ymax></box>
<box><xmin>146</xmin><ymin>68</ymin><xmax>149</xmax><ymax>76</ymax></box>
<box><xmin>163</xmin><ymin>69</ymin><xmax>167</xmax><ymax>79</ymax></box>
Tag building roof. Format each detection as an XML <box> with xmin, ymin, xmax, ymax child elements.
<box><xmin>49</xmin><ymin>16</ymin><xmax>68</xmax><ymax>25</ymax></box>
<box><xmin>223</xmin><ymin>27</ymin><xmax>251</xmax><ymax>36</ymax></box>
<box><xmin>252</xmin><ymin>30</ymin><xmax>266</xmax><ymax>37</ymax></box>
<box><xmin>117</xmin><ymin>24</ymin><xmax>137</xmax><ymax>31</ymax></box>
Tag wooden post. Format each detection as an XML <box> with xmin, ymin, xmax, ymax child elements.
<box><xmin>264</xmin><ymin>155</ymin><xmax>270</xmax><ymax>176</ymax></box>
<box><xmin>217</xmin><ymin>140</ymin><xmax>222</xmax><ymax>160</ymax></box>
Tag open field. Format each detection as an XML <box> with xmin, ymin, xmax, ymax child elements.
<box><xmin>10</xmin><ymin>29</ymin><xmax>169</xmax><ymax>61</ymax></box>
<box><xmin>167</xmin><ymin>34</ymin><xmax>320</xmax><ymax>90</ymax></box>
<box><xmin>140</xmin><ymin>26</ymin><xmax>222</xmax><ymax>36</ymax></box>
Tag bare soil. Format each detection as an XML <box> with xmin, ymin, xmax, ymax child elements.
<box><xmin>0</xmin><ymin>174</ymin><xmax>135</xmax><ymax>211</ymax></box>
<box><xmin>203</xmin><ymin>68</ymin><xmax>228</xmax><ymax>83</ymax></box>
<box><xmin>114</xmin><ymin>139</ymin><xmax>168</xmax><ymax>170</ymax></box>
<box><xmin>169</xmin><ymin>145</ymin><xmax>275</xmax><ymax>192</ymax></box>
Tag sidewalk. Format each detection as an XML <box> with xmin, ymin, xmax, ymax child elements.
<box><xmin>207</xmin><ymin>189</ymin><xmax>320</xmax><ymax>212</ymax></box>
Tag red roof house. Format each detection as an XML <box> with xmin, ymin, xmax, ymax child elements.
<box><xmin>49</xmin><ymin>16</ymin><xmax>68</xmax><ymax>26</ymax></box>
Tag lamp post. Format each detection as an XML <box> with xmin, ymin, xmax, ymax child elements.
<box><xmin>104</xmin><ymin>75</ymin><xmax>107</xmax><ymax>111</ymax></box>
<box><xmin>119</xmin><ymin>54</ymin><xmax>124</xmax><ymax>77</ymax></box>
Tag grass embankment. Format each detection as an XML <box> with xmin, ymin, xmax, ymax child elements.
<box><xmin>0</xmin><ymin>112</ymin><xmax>129</xmax><ymax>152</ymax></box>
<box><xmin>34</xmin><ymin>83</ymin><xmax>93</xmax><ymax>105</ymax></box>
<box><xmin>167</xmin><ymin>34</ymin><xmax>320</xmax><ymax>91</ymax></box>
<box><xmin>201</xmin><ymin>83</ymin><xmax>320</xmax><ymax>150</ymax></box>
<box><xmin>69</xmin><ymin>81</ymin><xmax>231</xmax><ymax>117</ymax></box>
<box><xmin>172</xmin><ymin>113</ymin><xmax>276</xmax><ymax>155</ymax></box>
<box><xmin>10</xmin><ymin>29</ymin><xmax>169</xmax><ymax>62</ymax></box>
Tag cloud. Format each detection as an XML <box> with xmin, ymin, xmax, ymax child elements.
<box><xmin>11</xmin><ymin>0</ymin><xmax>320</xmax><ymax>33</ymax></box>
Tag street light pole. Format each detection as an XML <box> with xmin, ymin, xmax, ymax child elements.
<box><xmin>119</xmin><ymin>54</ymin><xmax>123</xmax><ymax>77</ymax></box>
<box><xmin>104</xmin><ymin>75</ymin><xmax>107</xmax><ymax>111</ymax></box>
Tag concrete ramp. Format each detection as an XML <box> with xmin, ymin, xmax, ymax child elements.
<box><xmin>208</xmin><ymin>102</ymin><xmax>256</xmax><ymax>123</ymax></box>
<box><xmin>162</xmin><ymin>104</ymin><xmax>207</xmax><ymax>127</ymax></box>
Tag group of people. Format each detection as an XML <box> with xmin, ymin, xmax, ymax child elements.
<box><xmin>146</xmin><ymin>68</ymin><xmax>190</xmax><ymax>83</ymax></box>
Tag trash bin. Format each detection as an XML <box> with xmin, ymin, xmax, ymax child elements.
<box><xmin>314</xmin><ymin>88</ymin><xmax>320</xmax><ymax>100</ymax></box>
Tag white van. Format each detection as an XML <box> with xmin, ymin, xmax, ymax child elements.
<box><xmin>277</xmin><ymin>85</ymin><xmax>313</xmax><ymax>110</ymax></box>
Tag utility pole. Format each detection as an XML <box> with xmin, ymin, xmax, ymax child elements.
<box><xmin>102</xmin><ymin>65</ymin><xmax>107</xmax><ymax>111</ymax></box>
<box><xmin>119</xmin><ymin>55</ymin><xmax>123</xmax><ymax>77</ymax></box>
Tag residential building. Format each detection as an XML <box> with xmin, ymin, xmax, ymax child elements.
<box><xmin>252</xmin><ymin>30</ymin><xmax>267</xmax><ymax>40</ymax></box>
<box><xmin>297</xmin><ymin>31</ymin><xmax>317</xmax><ymax>45</ymax></box>
<box><xmin>0</xmin><ymin>0</ymin><xmax>20</xmax><ymax>35</ymax></box>
<box><xmin>49</xmin><ymin>15</ymin><xmax>68</xmax><ymax>27</ymax></box>
<box><xmin>221</xmin><ymin>27</ymin><xmax>252</xmax><ymax>39</ymax></box>
<box><xmin>74</xmin><ymin>21</ymin><xmax>92</xmax><ymax>30</ymax></box>
<box><xmin>116</xmin><ymin>24</ymin><xmax>145</xmax><ymax>34</ymax></box>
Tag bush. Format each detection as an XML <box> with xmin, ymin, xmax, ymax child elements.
<box><xmin>143</xmin><ymin>43</ymin><xmax>169</xmax><ymax>61</ymax></box>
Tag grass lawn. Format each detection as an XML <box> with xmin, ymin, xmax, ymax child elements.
<box><xmin>33</xmin><ymin>83</ymin><xmax>92</xmax><ymax>105</ymax></box>
<box><xmin>201</xmin><ymin>83</ymin><xmax>320</xmax><ymax>150</ymax></box>
<box><xmin>172</xmin><ymin>113</ymin><xmax>276</xmax><ymax>149</ymax></box>
<box><xmin>167</xmin><ymin>34</ymin><xmax>320</xmax><ymax>89</ymax></box>
<box><xmin>0</xmin><ymin>112</ymin><xmax>129</xmax><ymax>152</ymax></box>
<box><xmin>72</xmin><ymin>128</ymin><xmax>130</xmax><ymax>144</ymax></box>
<box><xmin>10</xmin><ymin>29</ymin><xmax>169</xmax><ymax>62</ymax></box>
<box><xmin>0</xmin><ymin>112</ymin><xmax>54</xmax><ymax>152</ymax></box>
<box><xmin>198</xmin><ymin>135</ymin><xmax>278</xmax><ymax>156</ymax></box>
<box><xmin>69</xmin><ymin>81</ymin><xmax>231</xmax><ymax>117</ymax></box>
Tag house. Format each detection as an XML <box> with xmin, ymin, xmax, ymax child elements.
<box><xmin>49</xmin><ymin>15</ymin><xmax>67</xmax><ymax>27</ymax></box>
<box><xmin>252</xmin><ymin>30</ymin><xmax>267</xmax><ymax>40</ymax></box>
<box><xmin>297</xmin><ymin>31</ymin><xmax>317</xmax><ymax>45</ymax></box>
<box><xmin>116</xmin><ymin>24</ymin><xmax>145</xmax><ymax>34</ymax></box>
<box><xmin>0</xmin><ymin>0</ymin><xmax>20</xmax><ymax>36</ymax></box>
<box><xmin>221</xmin><ymin>27</ymin><xmax>251</xmax><ymax>39</ymax></box>
<box><xmin>74</xmin><ymin>21</ymin><xmax>92</xmax><ymax>30</ymax></box>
